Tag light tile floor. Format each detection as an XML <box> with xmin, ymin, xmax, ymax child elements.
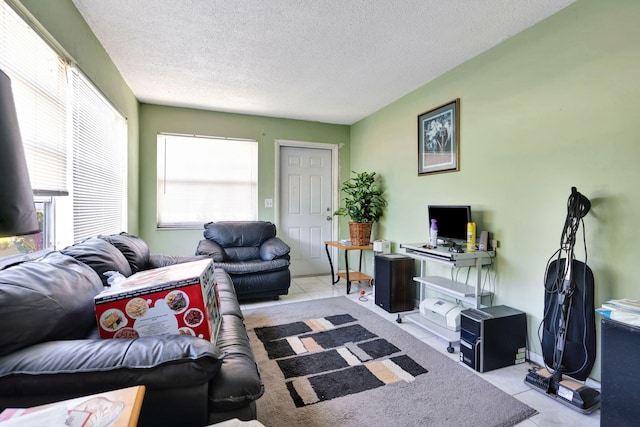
<box><xmin>241</xmin><ymin>275</ymin><xmax>601</xmax><ymax>427</ymax></box>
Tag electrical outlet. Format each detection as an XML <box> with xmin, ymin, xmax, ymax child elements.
<box><xmin>264</xmin><ymin>198</ymin><xmax>273</xmax><ymax>208</ymax></box>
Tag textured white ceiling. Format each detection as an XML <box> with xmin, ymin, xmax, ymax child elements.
<box><xmin>71</xmin><ymin>0</ymin><xmax>574</xmax><ymax>125</ymax></box>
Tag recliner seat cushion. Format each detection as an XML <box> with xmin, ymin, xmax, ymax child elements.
<box><xmin>214</xmin><ymin>259</ymin><xmax>290</xmax><ymax>275</ymax></box>
<box><xmin>61</xmin><ymin>237</ymin><xmax>132</xmax><ymax>286</ymax></box>
<box><xmin>0</xmin><ymin>252</ymin><xmax>103</xmax><ymax>357</ymax></box>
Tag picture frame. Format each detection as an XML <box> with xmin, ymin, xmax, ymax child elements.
<box><xmin>418</xmin><ymin>99</ymin><xmax>460</xmax><ymax>175</ymax></box>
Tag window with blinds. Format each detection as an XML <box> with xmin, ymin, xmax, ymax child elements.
<box><xmin>157</xmin><ymin>134</ymin><xmax>258</xmax><ymax>228</ymax></box>
<box><xmin>71</xmin><ymin>69</ymin><xmax>127</xmax><ymax>242</ymax></box>
<box><xmin>0</xmin><ymin>0</ymin><xmax>68</xmax><ymax>196</ymax></box>
<box><xmin>0</xmin><ymin>0</ymin><xmax>128</xmax><ymax>250</ymax></box>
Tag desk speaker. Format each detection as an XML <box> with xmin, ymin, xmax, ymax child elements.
<box><xmin>374</xmin><ymin>254</ymin><xmax>415</xmax><ymax>313</ymax></box>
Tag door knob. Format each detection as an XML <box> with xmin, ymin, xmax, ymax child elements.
<box><xmin>326</xmin><ymin>216</ymin><xmax>332</xmax><ymax>221</ymax></box>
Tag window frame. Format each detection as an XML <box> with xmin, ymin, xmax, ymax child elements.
<box><xmin>156</xmin><ymin>133</ymin><xmax>259</xmax><ymax>229</ymax></box>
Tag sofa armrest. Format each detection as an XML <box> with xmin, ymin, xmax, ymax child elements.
<box><xmin>259</xmin><ymin>237</ymin><xmax>290</xmax><ymax>261</ymax></box>
<box><xmin>195</xmin><ymin>239</ymin><xmax>228</xmax><ymax>262</ymax></box>
<box><xmin>148</xmin><ymin>254</ymin><xmax>209</xmax><ymax>269</ymax></box>
<box><xmin>0</xmin><ymin>335</ymin><xmax>222</xmax><ymax>397</ymax></box>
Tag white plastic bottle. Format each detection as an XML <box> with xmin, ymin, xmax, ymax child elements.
<box><xmin>430</xmin><ymin>219</ymin><xmax>438</xmax><ymax>247</ymax></box>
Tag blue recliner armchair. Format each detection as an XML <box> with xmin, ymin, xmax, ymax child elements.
<box><xmin>195</xmin><ymin>221</ymin><xmax>291</xmax><ymax>300</ymax></box>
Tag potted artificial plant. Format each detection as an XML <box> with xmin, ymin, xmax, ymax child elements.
<box><xmin>334</xmin><ymin>171</ymin><xmax>387</xmax><ymax>245</ymax></box>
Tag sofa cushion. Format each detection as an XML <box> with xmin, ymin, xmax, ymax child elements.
<box><xmin>208</xmin><ymin>315</ymin><xmax>264</xmax><ymax>411</ymax></box>
<box><xmin>61</xmin><ymin>237</ymin><xmax>132</xmax><ymax>286</ymax></box>
<box><xmin>99</xmin><ymin>232</ymin><xmax>150</xmax><ymax>273</ymax></box>
<box><xmin>0</xmin><ymin>252</ymin><xmax>103</xmax><ymax>357</ymax></box>
<box><xmin>203</xmin><ymin>221</ymin><xmax>276</xmax><ymax>247</ymax></box>
<box><xmin>0</xmin><ymin>335</ymin><xmax>223</xmax><ymax>394</ymax></box>
<box><xmin>259</xmin><ymin>237</ymin><xmax>291</xmax><ymax>260</ymax></box>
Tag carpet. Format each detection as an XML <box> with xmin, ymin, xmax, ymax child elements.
<box><xmin>244</xmin><ymin>297</ymin><xmax>537</xmax><ymax>427</ymax></box>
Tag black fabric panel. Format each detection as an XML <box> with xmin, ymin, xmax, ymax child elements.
<box><xmin>391</xmin><ymin>354</ymin><xmax>429</xmax><ymax>376</ymax></box>
<box><xmin>255</xmin><ymin>321</ymin><xmax>312</xmax><ymax>343</ymax></box>
<box><xmin>277</xmin><ymin>349</ymin><xmax>348</xmax><ymax>378</ymax></box>
<box><xmin>358</xmin><ymin>338</ymin><xmax>401</xmax><ymax>359</ymax></box>
<box><xmin>303</xmin><ymin>365</ymin><xmax>384</xmax><ymax>404</ymax></box>
<box><xmin>325</xmin><ymin>314</ymin><xmax>357</xmax><ymax>326</ymax></box>
<box><xmin>300</xmin><ymin>324</ymin><xmax>377</xmax><ymax>349</ymax></box>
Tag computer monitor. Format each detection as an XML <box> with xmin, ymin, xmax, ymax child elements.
<box><xmin>428</xmin><ymin>205</ymin><xmax>472</xmax><ymax>246</ymax></box>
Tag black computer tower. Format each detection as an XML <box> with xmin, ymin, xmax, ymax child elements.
<box><xmin>374</xmin><ymin>254</ymin><xmax>415</xmax><ymax>313</ymax></box>
<box><xmin>460</xmin><ymin>305</ymin><xmax>526</xmax><ymax>373</ymax></box>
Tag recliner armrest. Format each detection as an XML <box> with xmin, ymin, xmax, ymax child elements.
<box><xmin>195</xmin><ymin>239</ymin><xmax>227</xmax><ymax>262</ymax></box>
<box><xmin>259</xmin><ymin>237</ymin><xmax>291</xmax><ymax>260</ymax></box>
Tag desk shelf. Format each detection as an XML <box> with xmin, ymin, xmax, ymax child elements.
<box><xmin>337</xmin><ymin>271</ymin><xmax>372</xmax><ymax>282</ymax></box>
<box><xmin>398</xmin><ymin>243</ymin><xmax>496</xmax><ymax>353</ymax></box>
<box><xmin>403</xmin><ymin>312</ymin><xmax>460</xmax><ymax>352</ymax></box>
<box><xmin>414</xmin><ymin>276</ymin><xmax>491</xmax><ymax>300</ymax></box>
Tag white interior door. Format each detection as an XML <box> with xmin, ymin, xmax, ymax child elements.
<box><xmin>278</xmin><ymin>143</ymin><xmax>335</xmax><ymax>276</ymax></box>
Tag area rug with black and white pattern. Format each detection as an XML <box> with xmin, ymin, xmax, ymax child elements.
<box><xmin>244</xmin><ymin>297</ymin><xmax>536</xmax><ymax>427</ymax></box>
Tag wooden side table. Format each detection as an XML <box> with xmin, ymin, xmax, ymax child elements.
<box><xmin>0</xmin><ymin>386</ymin><xmax>146</xmax><ymax>427</ymax></box>
<box><xmin>324</xmin><ymin>241</ymin><xmax>373</xmax><ymax>294</ymax></box>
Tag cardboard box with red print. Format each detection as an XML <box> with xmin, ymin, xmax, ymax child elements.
<box><xmin>94</xmin><ymin>259</ymin><xmax>221</xmax><ymax>342</ymax></box>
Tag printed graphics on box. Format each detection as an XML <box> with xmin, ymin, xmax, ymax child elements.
<box><xmin>94</xmin><ymin>259</ymin><xmax>221</xmax><ymax>342</ymax></box>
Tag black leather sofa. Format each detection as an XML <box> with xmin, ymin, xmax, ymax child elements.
<box><xmin>0</xmin><ymin>233</ymin><xmax>263</xmax><ymax>426</ymax></box>
<box><xmin>196</xmin><ymin>221</ymin><xmax>291</xmax><ymax>301</ymax></box>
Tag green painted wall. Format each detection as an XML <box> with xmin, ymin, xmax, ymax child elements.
<box><xmin>138</xmin><ymin>104</ymin><xmax>350</xmax><ymax>255</ymax></box>
<box><xmin>350</xmin><ymin>0</ymin><xmax>640</xmax><ymax>380</ymax></box>
<box><xmin>18</xmin><ymin>0</ymin><xmax>636</xmax><ymax>381</ymax></box>
<box><xmin>15</xmin><ymin>0</ymin><xmax>140</xmax><ymax>233</ymax></box>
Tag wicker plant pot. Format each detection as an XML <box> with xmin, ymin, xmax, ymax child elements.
<box><xmin>349</xmin><ymin>222</ymin><xmax>373</xmax><ymax>246</ymax></box>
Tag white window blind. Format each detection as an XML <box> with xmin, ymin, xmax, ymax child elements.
<box><xmin>157</xmin><ymin>134</ymin><xmax>258</xmax><ymax>228</ymax></box>
<box><xmin>0</xmin><ymin>0</ymin><xmax>68</xmax><ymax>195</ymax></box>
<box><xmin>71</xmin><ymin>69</ymin><xmax>127</xmax><ymax>242</ymax></box>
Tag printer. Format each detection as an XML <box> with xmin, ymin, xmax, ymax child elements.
<box><xmin>419</xmin><ymin>298</ymin><xmax>463</xmax><ymax>331</ymax></box>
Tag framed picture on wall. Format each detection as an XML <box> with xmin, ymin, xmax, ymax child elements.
<box><xmin>418</xmin><ymin>99</ymin><xmax>460</xmax><ymax>175</ymax></box>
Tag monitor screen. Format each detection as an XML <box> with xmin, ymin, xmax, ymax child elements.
<box><xmin>428</xmin><ymin>205</ymin><xmax>472</xmax><ymax>245</ymax></box>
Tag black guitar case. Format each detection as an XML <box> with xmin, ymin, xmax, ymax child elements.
<box><xmin>542</xmin><ymin>257</ymin><xmax>596</xmax><ymax>380</ymax></box>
